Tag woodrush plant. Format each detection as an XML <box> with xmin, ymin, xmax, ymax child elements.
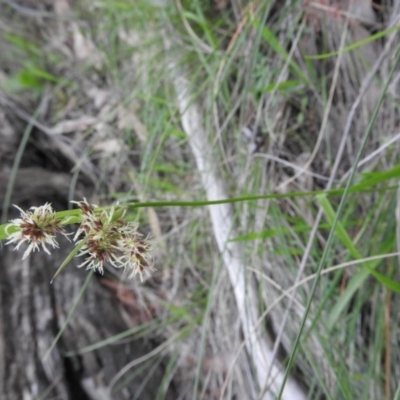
<box><xmin>3</xmin><ymin>198</ymin><xmax>154</xmax><ymax>282</ymax></box>
<box><xmin>0</xmin><ymin>183</ymin><xmax>399</xmax><ymax>286</ymax></box>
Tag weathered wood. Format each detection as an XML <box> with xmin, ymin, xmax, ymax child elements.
<box><xmin>0</xmin><ymin>168</ymin><xmax>175</xmax><ymax>400</ymax></box>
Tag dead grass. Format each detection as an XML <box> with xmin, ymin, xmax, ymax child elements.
<box><xmin>2</xmin><ymin>0</ymin><xmax>400</xmax><ymax>399</ymax></box>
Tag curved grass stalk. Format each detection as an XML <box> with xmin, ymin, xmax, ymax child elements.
<box><xmin>277</xmin><ymin>41</ymin><xmax>400</xmax><ymax>399</ymax></box>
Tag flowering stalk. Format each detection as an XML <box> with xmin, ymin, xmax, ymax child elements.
<box><xmin>3</xmin><ymin>199</ymin><xmax>154</xmax><ymax>281</ymax></box>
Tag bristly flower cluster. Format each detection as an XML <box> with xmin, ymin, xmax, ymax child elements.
<box><xmin>5</xmin><ymin>203</ymin><xmax>69</xmax><ymax>259</ymax></box>
<box><xmin>5</xmin><ymin>199</ymin><xmax>154</xmax><ymax>281</ymax></box>
<box><xmin>72</xmin><ymin>198</ymin><xmax>154</xmax><ymax>280</ymax></box>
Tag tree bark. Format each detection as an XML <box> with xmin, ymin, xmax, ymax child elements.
<box><xmin>0</xmin><ymin>168</ymin><xmax>175</xmax><ymax>400</ymax></box>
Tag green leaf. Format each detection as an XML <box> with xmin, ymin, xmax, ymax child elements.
<box><xmin>18</xmin><ymin>70</ymin><xmax>43</xmax><ymax>90</ymax></box>
<box><xmin>306</xmin><ymin>25</ymin><xmax>400</xmax><ymax>60</ymax></box>
<box><xmin>26</xmin><ymin>65</ymin><xmax>60</xmax><ymax>83</ymax></box>
<box><xmin>5</xmin><ymin>33</ymin><xmax>42</xmax><ymax>57</ymax></box>
<box><xmin>352</xmin><ymin>163</ymin><xmax>400</xmax><ymax>191</ymax></box>
<box><xmin>0</xmin><ymin>224</ymin><xmax>14</xmax><ymax>241</ymax></box>
<box><xmin>253</xmin><ymin>19</ymin><xmax>310</xmax><ymax>84</ymax></box>
<box><xmin>317</xmin><ymin>194</ymin><xmax>400</xmax><ymax>330</ymax></box>
<box><xmin>252</xmin><ymin>79</ymin><xmax>301</xmax><ymax>94</ymax></box>
<box><xmin>50</xmin><ymin>238</ymin><xmax>87</xmax><ymax>283</ymax></box>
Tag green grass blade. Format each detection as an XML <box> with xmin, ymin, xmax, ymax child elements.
<box><xmin>44</xmin><ymin>270</ymin><xmax>93</xmax><ymax>361</ymax></box>
<box><xmin>1</xmin><ymin>109</ymin><xmax>38</xmax><ymax>224</ymax></box>
<box><xmin>252</xmin><ymin>18</ymin><xmax>310</xmax><ymax>84</ymax></box>
<box><xmin>317</xmin><ymin>194</ymin><xmax>361</xmax><ymax>259</ymax></box>
<box><xmin>50</xmin><ymin>238</ymin><xmax>87</xmax><ymax>283</ymax></box>
<box><xmin>306</xmin><ymin>25</ymin><xmax>400</xmax><ymax>60</ymax></box>
<box><xmin>277</xmin><ymin>41</ymin><xmax>400</xmax><ymax>398</ymax></box>
<box><xmin>318</xmin><ymin>194</ymin><xmax>400</xmax><ymax>329</ymax></box>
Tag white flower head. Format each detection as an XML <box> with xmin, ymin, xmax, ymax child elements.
<box><xmin>117</xmin><ymin>232</ymin><xmax>154</xmax><ymax>281</ymax></box>
<box><xmin>70</xmin><ymin>199</ymin><xmax>155</xmax><ymax>280</ymax></box>
<box><xmin>74</xmin><ymin>206</ymin><xmax>125</xmax><ymax>274</ymax></box>
<box><xmin>5</xmin><ymin>203</ymin><xmax>68</xmax><ymax>259</ymax></box>
<box><xmin>70</xmin><ymin>198</ymin><xmax>98</xmax><ymax>241</ymax></box>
